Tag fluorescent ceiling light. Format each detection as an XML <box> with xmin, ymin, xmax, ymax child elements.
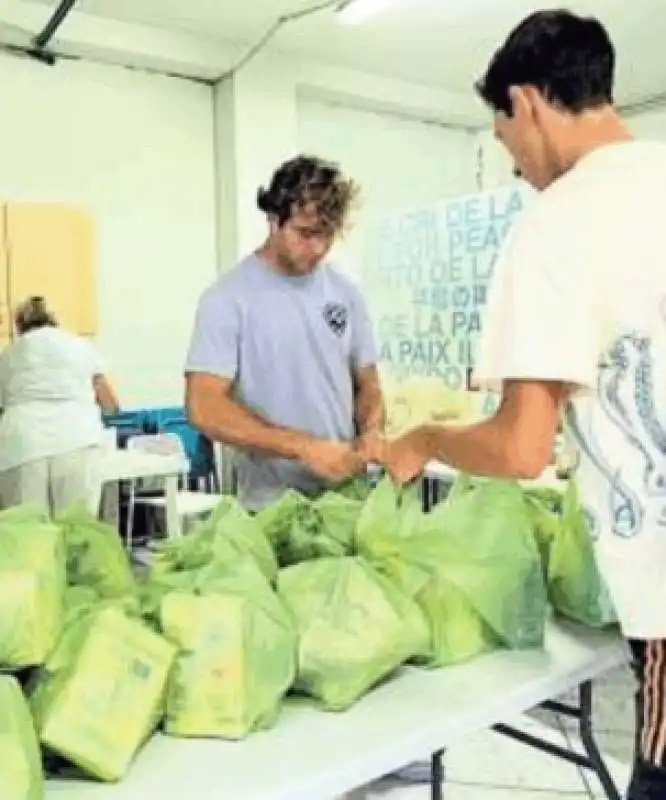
<box><xmin>337</xmin><ymin>0</ymin><xmax>403</xmax><ymax>25</ymax></box>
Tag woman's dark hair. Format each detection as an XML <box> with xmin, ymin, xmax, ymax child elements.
<box><xmin>475</xmin><ymin>9</ymin><xmax>615</xmax><ymax>116</ymax></box>
<box><xmin>257</xmin><ymin>155</ymin><xmax>359</xmax><ymax>231</ymax></box>
<box><xmin>15</xmin><ymin>296</ymin><xmax>58</xmax><ymax>334</ymax></box>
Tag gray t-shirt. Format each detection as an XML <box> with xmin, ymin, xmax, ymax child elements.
<box><xmin>185</xmin><ymin>254</ymin><xmax>377</xmax><ymax>510</ymax></box>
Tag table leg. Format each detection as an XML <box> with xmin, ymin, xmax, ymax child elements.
<box><xmin>99</xmin><ymin>481</ymin><xmax>120</xmax><ymax>529</ymax></box>
<box><xmin>421</xmin><ymin>478</ymin><xmax>439</xmax><ymax>513</ymax></box>
<box><xmin>430</xmin><ymin>749</ymin><xmax>445</xmax><ymax>800</ymax></box>
<box><xmin>492</xmin><ymin>680</ymin><xmax>621</xmax><ymax>800</ymax></box>
<box><xmin>578</xmin><ymin>681</ymin><xmax>622</xmax><ymax>800</ymax></box>
<box><xmin>164</xmin><ymin>475</ymin><xmax>182</xmax><ymax>538</ymax></box>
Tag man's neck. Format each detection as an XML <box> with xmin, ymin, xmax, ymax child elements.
<box><xmin>254</xmin><ymin>242</ymin><xmax>315</xmax><ymax>279</ymax></box>
<box><xmin>557</xmin><ymin>108</ymin><xmax>633</xmax><ymax>175</ymax></box>
<box><xmin>255</xmin><ymin>242</ymin><xmax>283</xmax><ymax>274</ymax></box>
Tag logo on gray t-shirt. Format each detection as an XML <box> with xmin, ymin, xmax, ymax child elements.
<box><xmin>323</xmin><ymin>302</ymin><xmax>348</xmax><ymax>337</ymax></box>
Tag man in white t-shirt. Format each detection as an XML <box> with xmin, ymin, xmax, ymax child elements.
<box><xmin>385</xmin><ymin>9</ymin><xmax>666</xmax><ymax>798</ymax></box>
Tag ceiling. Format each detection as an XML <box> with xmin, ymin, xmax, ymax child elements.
<box><xmin>27</xmin><ymin>0</ymin><xmax>666</xmax><ymax>106</ymax></box>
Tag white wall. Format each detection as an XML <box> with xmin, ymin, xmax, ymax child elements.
<box><xmin>627</xmin><ymin>106</ymin><xmax>666</xmax><ymax>138</ymax></box>
<box><xmin>297</xmin><ymin>98</ymin><xmax>478</xmax><ymax>270</ymax></box>
<box><xmin>0</xmin><ymin>54</ymin><xmax>217</xmax><ymax>407</ymax></box>
<box><xmin>212</xmin><ymin>49</ymin><xmax>482</xmax><ymax>270</ymax></box>
<box><xmin>476</xmin><ymin>105</ymin><xmax>666</xmax><ymax>189</ymax></box>
<box><xmin>475</xmin><ymin>130</ymin><xmax>517</xmax><ymax>189</ymax></box>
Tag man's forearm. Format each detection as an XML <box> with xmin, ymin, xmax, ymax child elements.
<box><xmin>354</xmin><ymin>380</ymin><xmax>384</xmax><ymax>436</ymax></box>
<box><xmin>189</xmin><ymin>394</ymin><xmax>313</xmax><ymax>460</ymax></box>
<box><xmin>389</xmin><ymin>380</ymin><xmax>563</xmax><ymax>483</ymax></box>
<box><xmin>417</xmin><ymin>418</ymin><xmax>543</xmax><ymax>479</ymax></box>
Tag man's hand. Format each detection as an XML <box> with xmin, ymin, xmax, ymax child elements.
<box><xmin>385</xmin><ymin>428</ymin><xmax>431</xmax><ymax>485</ymax></box>
<box><xmin>355</xmin><ymin>433</ymin><xmax>386</xmax><ymax>466</ymax></box>
<box><xmin>300</xmin><ymin>439</ymin><xmax>364</xmax><ymax>482</ymax></box>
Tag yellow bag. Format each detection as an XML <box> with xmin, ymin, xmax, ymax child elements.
<box><xmin>0</xmin><ymin>506</ymin><xmax>66</xmax><ymax>668</ymax></box>
<box><xmin>161</xmin><ymin>557</ymin><xmax>297</xmax><ymax>739</ymax></box>
<box><xmin>29</xmin><ymin>605</ymin><xmax>175</xmax><ymax>782</ymax></box>
<box><xmin>0</xmin><ymin>675</ymin><xmax>44</xmax><ymax>799</ymax></box>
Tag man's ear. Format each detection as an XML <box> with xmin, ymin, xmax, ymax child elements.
<box><xmin>508</xmin><ymin>85</ymin><xmax>535</xmax><ymax>122</ymax></box>
<box><xmin>268</xmin><ymin>215</ymin><xmax>279</xmax><ymax>235</ymax></box>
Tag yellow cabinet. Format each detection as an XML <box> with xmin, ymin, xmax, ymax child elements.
<box><xmin>1</xmin><ymin>203</ymin><xmax>97</xmax><ymax>337</ymax></box>
<box><xmin>0</xmin><ymin>209</ymin><xmax>12</xmax><ymax>342</ymax></box>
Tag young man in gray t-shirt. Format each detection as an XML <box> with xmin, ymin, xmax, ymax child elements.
<box><xmin>184</xmin><ymin>155</ymin><xmax>383</xmax><ymax>510</ymax></box>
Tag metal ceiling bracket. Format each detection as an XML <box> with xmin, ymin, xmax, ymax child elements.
<box><xmin>29</xmin><ymin>0</ymin><xmax>80</xmax><ymax>64</ymax></box>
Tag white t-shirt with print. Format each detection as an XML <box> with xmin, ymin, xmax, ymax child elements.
<box><xmin>0</xmin><ymin>326</ymin><xmax>105</xmax><ymax>472</ymax></box>
<box><xmin>475</xmin><ymin>140</ymin><xmax>666</xmax><ymax>640</ymax></box>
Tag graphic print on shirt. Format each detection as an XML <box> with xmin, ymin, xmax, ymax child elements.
<box><xmin>598</xmin><ymin>333</ymin><xmax>666</xmax><ymax>497</ymax></box>
<box><xmin>565</xmin><ymin>401</ymin><xmax>643</xmax><ymax>539</ymax></box>
<box><xmin>323</xmin><ymin>302</ymin><xmax>348</xmax><ymax>337</ymax></box>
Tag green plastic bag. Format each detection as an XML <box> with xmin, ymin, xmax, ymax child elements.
<box><xmin>334</xmin><ymin>475</ymin><xmax>373</xmax><ymax>502</ymax></box>
<box><xmin>63</xmin><ymin>585</ymin><xmax>140</xmax><ymax>627</ymax></box>
<box><xmin>152</xmin><ymin>496</ymin><xmax>277</xmax><ymax>584</ymax></box>
<box><xmin>257</xmin><ymin>490</ymin><xmax>362</xmax><ymax>567</ymax></box>
<box><xmin>358</xmin><ymin>478</ymin><xmax>547</xmax><ymax>667</ymax></box>
<box><xmin>0</xmin><ymin>505</ymin><xmax>49</xmax><ymax>525</ymax></box>
<box><xmin>355</xmin><ymin>477</ymin><xmax>423</xmax><ymax>549</ymax></box>
<box><xmin>0</xmin><ymin>506</ymin><xmax>66</xmax><ymax>668</ymax></box>
<box><xmin>160</xmin><ymin>556</ymin><xmax>297</xmax><ymax>739</ymax></box>
<box><xmin>28</xmin><ymin>604</ymin><xmax>175</xmax><ymax>782</ymax></box>
<box><xmin>444</xmin><ymin>472</ymin><xmax>475</xmax><ymax>503</ymax></box>
<box><xmin>56</xmin><ymin>506</ymin><xmax>136</xmax><ymax>600</ymax></box>
<box><xmin>254</xmin><ymin>490</ymin><xmax>305</xmax><ymax>551</ymax></box>
<box><xmin>524</xmin><ymin>485</ymin><xmax>564</xmax><ymax>513</ymax></box>
<box><xmin>530</xmin><ymin>482</ymin><xmax>616</xmax><ymax>628</ymax></box>
<box><xmin>0</xmin><ymin>675</ymin><xmax>44</xmax><ymax>800</ymax></box>
<box><xmin>278</xmin><ymin>556</ymin><xmax>428</xmax><ymax>711</ymax></box>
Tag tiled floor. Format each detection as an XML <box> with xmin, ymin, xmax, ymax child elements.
<box><xmin>343</xmin><ymin>664</ymin><xmax>635</xmax><ymax>799</ymax></box>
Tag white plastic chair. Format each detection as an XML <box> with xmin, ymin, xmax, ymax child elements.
<box><xmin>125</xmin><ymin>433</ymin><xmax>223</xmax><ymax>550</ymax></box>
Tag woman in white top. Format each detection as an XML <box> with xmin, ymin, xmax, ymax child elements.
<box><xmin>0</xmin><ymin>296</ymin><xmax>119</xmax><ymax>516</ymax></box>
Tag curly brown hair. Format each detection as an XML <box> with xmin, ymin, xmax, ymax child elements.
<box><xmin>257</xmin><ymin>155</ymin><xmax>359</xmax><ymax>232</ymax></box>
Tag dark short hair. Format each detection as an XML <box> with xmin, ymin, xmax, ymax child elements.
<box><xmin>15</xmin><ymin>296</ymin><xmax>57</xmax><ymax>334</ymax></box>
<box><xmin>257</xmin><ymin>155</ymin><xmax>359</xmax><ymax>231</ymax></box>
<box><xmin>475</xmin><ymin>9</ymin><xmax>615</xmax><ymax>116</ymax></box>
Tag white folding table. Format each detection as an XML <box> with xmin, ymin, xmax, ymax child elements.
<box><xmin>44</xmin><ymin>621</ymin><xmax>625</xmax><ymax>800</ymax></box>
